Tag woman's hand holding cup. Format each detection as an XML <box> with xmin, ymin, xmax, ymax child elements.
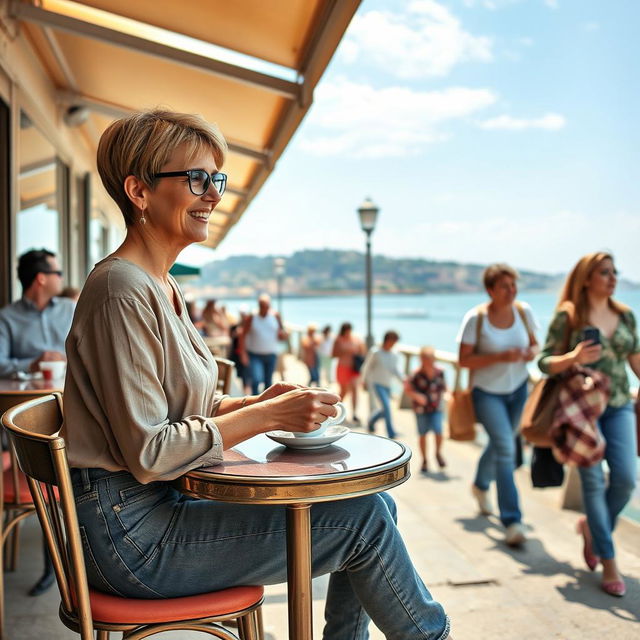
<box><xmin>266</xmin><ymin>388</ymin><xmax>343</xmax><ymax>437</ymax></box>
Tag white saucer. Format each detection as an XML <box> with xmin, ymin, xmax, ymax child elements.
<box><xmin>266</xmin><ymin>426</ymin><xmax>350</xmax><ymax>450</ymax></box>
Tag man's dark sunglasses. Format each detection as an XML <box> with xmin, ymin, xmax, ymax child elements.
<box><xmin>41</xmin><ymin>269</ymin><xmax>63</xmax><ymax>277</ymax></box>
<box><xmin>152</xmin><ymin>169</ymin><xmax>227</xmax><ymax>197</ymax></box>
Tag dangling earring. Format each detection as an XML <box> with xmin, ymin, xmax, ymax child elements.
<box><xmin>140</xmin><ymin>204</ymin><xmax>147</xmax><ymax>225</ymax></box>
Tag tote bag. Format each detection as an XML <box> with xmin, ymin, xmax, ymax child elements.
<box><xmin>520</xmin><ymin>376</ymin><xmax>562</xmax><ymax>447</ymax></box>
<box><xmin>520</xmin><ymin>316</ymin><xmax>570</xmax><ymax>447</ymax></box>
<box><xmin>447</xmin><ymin>388</ymin><xmax>476</xmax><ymax>441</ymax></box>
<box><xmin>448</xmin><ymin>306</ymin><xmax>485</xmax><ymax>441</ymax></box>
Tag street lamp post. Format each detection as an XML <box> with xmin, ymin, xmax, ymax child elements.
<box><xmin>357</xmin><ymin>198</ymin><xmax>379</xmax><ymax>350</ymax></box>
<box><xmin>274</xmin><ymin>257</ymin><xmax>286</xmax><ymax>316</ymax></box>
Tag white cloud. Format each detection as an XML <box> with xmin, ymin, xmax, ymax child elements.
<box><xmin>300</xmin><ymin>78</ymin><xmax>497</xmax><ymax>158</ymax></box>
<box><xmin>463</xmin><ymin>0</ymin><xmax>557</xmax><ymax>10</ymax></box>
<box><xmin>462</xmin><ymin>0</ymin><xmax>521</xmax><ymax>9</ymax></box>
<box><xmin>340</xmin><ymin>1</ymin><xmax>492</xmax><ymax>79</ymax></box>
<box><xmin>479</xmin><ymin>113</ymin><xmax>566</xmax><ymax>131</ymax></box>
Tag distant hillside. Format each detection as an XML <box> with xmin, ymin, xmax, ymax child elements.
<box><xmin>184</xmin><ymin>249</ymin><xmax>638</xmax><ymax>299</ymax></box>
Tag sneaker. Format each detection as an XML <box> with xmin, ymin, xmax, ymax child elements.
<box><xmin>471</xmin><ymin>485</ymin><xmax>493</xmax><ymax>515</ymax></box>
<box><xmin>505</xmin><ymin>522</ymin><xmax>527</xmax><ymax>547</ymax></box>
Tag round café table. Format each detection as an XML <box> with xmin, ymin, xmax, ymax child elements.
<box><xmin>176</xmin><ymin>431</ymin><xmax>411</xmax><ymax>640</ymax></box>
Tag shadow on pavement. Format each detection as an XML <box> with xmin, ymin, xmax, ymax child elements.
<box><xmin>456</xmin><ymin>514</ymin><xmax>640</xmax><ymax>623</ymax></box>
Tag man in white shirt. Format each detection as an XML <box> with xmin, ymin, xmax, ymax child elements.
<box><xmin>241</xmin><ymin>294</ymin><xmax>286</xmax><ymax>394</ymax></box>
<box><xmin>361</xmin><ymin>330</ymin><xmax>405</xmax><ymax>438</ymax></box>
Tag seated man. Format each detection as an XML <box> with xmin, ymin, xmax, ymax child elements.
<box><xmin>0</xmin><ymin>248</ymin><xmax>75</xmax><ymax>595</ymax></box>
<box><xmin>0</xmin><ymin>249</ymin><xmax>74</xmax><ymax>377</ymax></box>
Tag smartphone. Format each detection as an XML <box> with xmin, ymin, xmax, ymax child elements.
<box><xmin>582</xmin><ymin>327</ymin><xmax>601</xmax><ymax>345</ymax></box>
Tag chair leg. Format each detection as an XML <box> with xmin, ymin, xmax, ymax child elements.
<box><xmin>96</xmin><ymin>630</ymin><xmax>110</xmax><ymax>640</ymax></box>
<box><xmin>256</xmin><ymin>608</ymin><xmax>264</xmax><ymax>640</ymax></box>
<box><xmin>7</xmin><ymin>521</ymin><xmax>19</xmax><ymax>573</ymax></box>
<box><xmin>237</xmin><ymin>610</ymin><xmax>261</xmax><ymax>640</ymax></box>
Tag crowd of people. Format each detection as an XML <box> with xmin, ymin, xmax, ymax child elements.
<box><xmin>0</xmin><ymin>107</ymin><xmax>637</xmax><ymax>640</ymax></box>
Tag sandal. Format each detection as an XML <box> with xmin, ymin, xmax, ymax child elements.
<box><xmin>576</xmin><ymin>517</ymin><xmax>599</xmax><ymax>572</ymax></box>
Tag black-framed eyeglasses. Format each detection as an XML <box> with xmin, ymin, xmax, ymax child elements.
<box><xmin>152</xmin><ymin>169</ymin><xmax>227</xmax><ymax>197</ymax></box>
<box><xmin>41</xmin><ymin>269</ymin><xmax>63</xmax><ymax>277</ymax></box>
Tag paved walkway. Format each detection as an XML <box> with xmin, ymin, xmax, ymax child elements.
<box><xmin>4</xmin><ymin>356</ymin><xmax>639</xmax><ymax>639</ymax></box>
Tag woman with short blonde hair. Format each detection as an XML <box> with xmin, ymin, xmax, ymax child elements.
<box><xmin>457</xmin><ymin>262</ymin><xmax>538</xmax><ymax>547</ymax></box>
<box><xmin>62</xmin><ymin>109</ymin><xmax>451</xmax><ymax>639</ymax></box>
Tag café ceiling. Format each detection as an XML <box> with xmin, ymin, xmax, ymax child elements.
<box><xmin>10</xmin><ymin>0</ymin><xmax>360</xmax><ymax>248</ymax></box>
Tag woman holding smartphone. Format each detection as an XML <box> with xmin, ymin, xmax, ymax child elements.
<box><xmin>539</xmin><ymin>252</ymin><xmax>640</xmax><ymax>597</ymax></box>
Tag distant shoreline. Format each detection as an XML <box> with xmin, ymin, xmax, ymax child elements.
<box><xmin>182</xmin><ymin>287</ymin><xmax>571</xmax><ymax>300</ymax></box>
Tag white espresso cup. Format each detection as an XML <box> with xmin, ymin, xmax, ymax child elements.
<box><xmin>292</xmin><ymin>401</ymin><xmax>347</xmax><ymax>438</ymax></box>
<box><xmin>39</xmin><ymin>360</ymin><xmax>66</xmax><ymax>381</ymax></box>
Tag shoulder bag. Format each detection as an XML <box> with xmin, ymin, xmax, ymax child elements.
<box><xmin>447</xmin><ymin>305</ymin><xmax>485</xmax><ymax>441</ymax></box>
<box><xmin>520</xmin><ymin>312</ymin><xmax>571</xmax><ymax>447</ymax></box>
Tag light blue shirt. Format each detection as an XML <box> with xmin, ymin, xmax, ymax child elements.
<box><xmin>0</xmin><ymin>296</ymin><xmax>75</xmax><ymax>377</ymax></box>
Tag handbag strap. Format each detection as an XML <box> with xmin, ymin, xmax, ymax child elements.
<box><xmin>514</xmin><ymin>301</ymin><xmax>536</xmax><ymax>347</ymax></box>
<box><xmin>455</xmin><ymin>304</ymin><xmax>486</xmax><ymax>391</ymax></box>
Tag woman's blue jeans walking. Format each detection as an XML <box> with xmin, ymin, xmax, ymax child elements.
<box><xmin>472</xmin><ymin>381</ymin><xmax>527</xmax><ymax>527</ymax></box>
<box><xmin>72</xmin><ymin>468</ymin><xmax>450</xmax><ymax>640</ymax></box>
<box><xmin>578</xmin><ymin>402</ymin><xmax>637</xmax><ymax>560</ymax></box>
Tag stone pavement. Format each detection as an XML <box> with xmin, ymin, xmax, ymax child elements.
<box><xmin>4</xmin><ymin>356</ymin><xmax>639</xmax><ymax>639</ymax></box>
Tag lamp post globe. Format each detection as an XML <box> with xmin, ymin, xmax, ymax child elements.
<box><xmin>357</xmin><ymin>198</ymin><xmax>379</xmax><ymax>350</ymax></box>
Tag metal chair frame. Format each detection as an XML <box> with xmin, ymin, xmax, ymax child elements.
<box><xmin>2</xmin><ymin>393</ymin><xmax>263</xmax><ymax>640</ymax></box>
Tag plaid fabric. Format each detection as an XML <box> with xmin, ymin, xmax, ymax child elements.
<box><xmin>550</xmin><ymin>365</ymin><xmax>610</xmax><ymax>467</ymax></box>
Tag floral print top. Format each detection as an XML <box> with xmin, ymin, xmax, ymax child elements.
<box><xmin>539</xmin><ymin>309</ymin><xmax>640</xmax><ymax>407</ymax></box>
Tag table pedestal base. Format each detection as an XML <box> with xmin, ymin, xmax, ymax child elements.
<box><xmin>286</xmin><ymin>504</ymin><xmax>313</xmax><ymax>640</ymax></box>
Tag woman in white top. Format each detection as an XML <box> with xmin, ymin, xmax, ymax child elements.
<box><xmin>457</xmin><ymin>263</ymin><xmax>538</xmax><ymax>546</ymax></box>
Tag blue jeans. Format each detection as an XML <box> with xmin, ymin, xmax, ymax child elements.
<box><xmin>578</xmin><ymin>403</ymin><xmax>637</xmax><ymax>560</ymax></box>
<box><xmin>368</xmin><ymin>384</ymin><xmax>397</xmax><ymax>438</ymax></box>
<box><xmin>307</xmin><ymin>364</ymin><xmax>320</xmax><ymax>386</ymax></box>
<box><xmin>71</xmin><ymin>468</ymin><xmax>450</xmax><ymax>640</ymax></box>
<box><xmin>248</xmin><ymin>351</ymin><xmax>277</xmax><ymax>395</ymax></box>
<box><xmin>472</xmin><ymin>381</ymin><xmax>527</xmax><ymax>527</ymax></box>
<box><xmin>416</xmin><ymin>411</ymin><xmax>443</xmax><ymax>436</ymax></box>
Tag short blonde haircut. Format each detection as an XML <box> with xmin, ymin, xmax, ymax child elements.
<box><xmin>97</xmin><ymin>109</ymin><xmax>227</xmax><ymax>225</ymax></box>
<box><xmin>419</xmin><ymin>346</ymin><xmax>435</xmax><ymax>359</ymax></box>
<box><xmin>483</xmin><ymin>263</ymin><xmax>519</xmax><ymax>291</ymax></box>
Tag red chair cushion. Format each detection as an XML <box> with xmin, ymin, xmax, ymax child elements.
<box><xmin>88</xmin><ymin>585</ymin><xmax>264</xmax><ymax>624</ymax></box>
<box><xmin>2</xmin><ymin>451</ymin><xmax>10</xmax><ymax>471</ymax></box>
<box><xmin>3</xmin><ymin>468</ymin><xmax>33</xmax><ymax>504</ymax></box>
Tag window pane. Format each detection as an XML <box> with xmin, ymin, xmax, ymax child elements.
<box><xmin>17</xmin><ymin>110</ymin><xmax>60</xmax><ymax>257</ymax></box>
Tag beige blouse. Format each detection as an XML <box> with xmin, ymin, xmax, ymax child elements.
<box><xmin>62</xmin><ymin>257</ymin><xmax>224</xmax><ymax>483</ymax></box>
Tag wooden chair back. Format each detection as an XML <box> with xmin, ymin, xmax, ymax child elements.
<box><xmin>214</xmin><ymin>357</ymin><xmax>236</xmax><ymax>395</ymax></box>
<box><xmin>2</xmin><ymin>393</ymin><xmax>264</xmax><ymax>640</ymax></box>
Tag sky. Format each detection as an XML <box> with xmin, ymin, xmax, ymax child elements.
<box><xmin>182</xmin><ymin>0</ymin><xmax>640</xmax><ymax>281</ymax></box>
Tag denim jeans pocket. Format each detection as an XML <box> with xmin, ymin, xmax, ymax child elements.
<box><xmin>110</xmin><ymin>480</ymin><xmax>177</xmax><ymax>562</ymax></box>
